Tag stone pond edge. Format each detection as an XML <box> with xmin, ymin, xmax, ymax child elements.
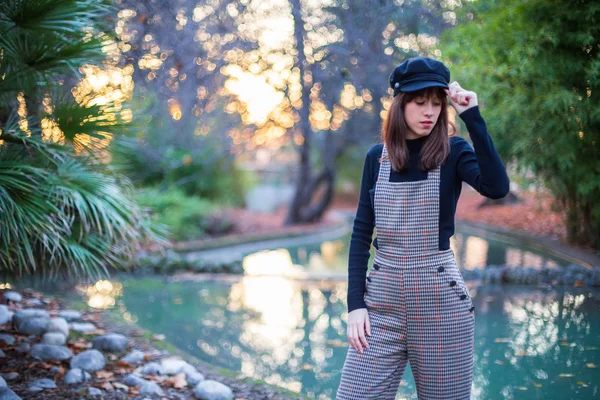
<box><xmin>63</xmin><ymin>297</ymin><xmax>306</xmax><ymax>400</ymax></box>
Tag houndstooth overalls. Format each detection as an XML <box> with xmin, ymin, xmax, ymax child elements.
<box><xmin>337</xmin><ymin>143</ymin><xmax>475</xmax><ymax>400</ymax></box>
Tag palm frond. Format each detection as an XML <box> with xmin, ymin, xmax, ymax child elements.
<box><xmin>0</xmin><ymin>0</ymin><xmax>113</xmax><ymax>36</ymax></box>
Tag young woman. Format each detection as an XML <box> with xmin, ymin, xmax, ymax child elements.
<box><xmin>336</xmin><ymin>57</ymin><xmax>510</xmax><ymax>399</ymax></box>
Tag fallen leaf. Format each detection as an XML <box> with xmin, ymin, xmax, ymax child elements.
<box><xmin>152</xmin><ymin>334</ymin><xmax>166</xmax><ymax>341</ymax></box>
<box><xmin>165</xmin><ymin>373</ymin><xmax>187</xmax><ymax>389</ymax></box>
<box><xmin>584</xmin><ymin>346</ymin><xmax>598</xmax><ymax>350</ymax></box>
<box><xmin>144</xmin><ymin>354</ymin><xmax>152</xmax><ymax>362</ymax></box>
<box><xmin>559</xmin><ymin>373</ymin><xmax>574</xmax><ymax>377</ymax></box>
<box><xmin>577</xmin><ymin>381</ymin><xmax>588</xmax><ymax>387</ymax></box>
<box><xmin>117</xmin><ymin>360</ymin><xmax>132</xmax><ymax>368</ymax></box>
<box><xmin>113</xmin><ymin>367</ymin><xmax>129</xmax><ymax>375</ymax></box>
<box><xmin>574</xmin><ymin>280</ymin><xmax>585</xmax><ymax>287</ymax></box>
<box><xmin>301</xmin><ymin>364</ymin><xmax>312</xmax><ymax>371</ymax></box>
<box><xmin>515</xmin><ymin>350</ymin><xmax>533</xmax><ymax>356</ymax></box>
<box><xmin>515</xmin><ymin>387</ymin><xmax>528</xmax><ymax>391</ymax></box>
<box><xmin>532</xmin><ymin>382</ymin><xmax>542</xmax><ymax>388</ymax></box>
<box><xmin>586</xmin><ymin>363</ymin><xmax>596</xmax><ymax>368</ymax></box>
<box><xmin>112</xmin><ymin>382</ymin><xmax>129</xmax><ymax>391</ymax></box>
<box><xmin>96</xmin><ymin>370</ymin><xmax>114</xmax><ymax>380</ymax></box>
<box><xmin>54</xmin><ymin>366</ymin><xmax>66</xmax><ymax>381</ymax></box>
<box><xmin>494</xmin><ymin>338</ymin><xmax>511</xmax><ymax>343</ymax></box>
<box><xmin>494</xmin><ymin>360</ymin><xmax>504</xmax><ymax>365</ymax></box>
<box><xmin>97</xmin><ymin>382</ymin><xmax>114</xmax><ymax>391</ymax></box>
<box><xmin>560</xmin><ymin>341</ymin><xmax>571</xmax><ymax>346</ymax></box>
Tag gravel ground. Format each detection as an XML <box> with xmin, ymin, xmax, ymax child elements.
<box><xmin>1</xmin><ymin>290</ymin><xmax>303</xmax><ymax>400</ymax></box>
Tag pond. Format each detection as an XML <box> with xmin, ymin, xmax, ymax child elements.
<box><xmin>69</xmin><ymin>227</ymin><xmax>599</xmax><ymax>400</ymax></box>
<box><xmin>82</xmin><ymin>277</ymin><xmax>600</xmax><ymax>400</ymax></box>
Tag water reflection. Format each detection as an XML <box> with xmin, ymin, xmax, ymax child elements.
<box><xmin>75</xmin><ymin>280</ymin><xmax>123</xmax><ymax>309</ymax></box>
<box><xmin>92</xmin><ymin>276</ymin><xmax>600</xmax><ymax>400</ymax></box>
<box><xmin>250</xmin><ymin>228</ymin><xmax>576</xmax><ymax>277</ymax></box>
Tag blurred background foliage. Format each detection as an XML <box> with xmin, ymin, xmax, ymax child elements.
<box><xmin>1</xmin><ymin>0</ymin><xmax>598</xmax><ymax>281</ymax></box>
<box><xmin>441</xmin><ymin>0</ymin><xmax>599</xmax><ymax>248</ymax></box>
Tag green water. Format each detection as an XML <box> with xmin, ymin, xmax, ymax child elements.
<box><xmin>114</xmin><ymin>277</ymin><xmax>600</xmax><ymax>399</ymax></box>
<box><xmin>18</xmin><ymin>227</ymin><xmax>597</xmax><ymax>399</ymax></box>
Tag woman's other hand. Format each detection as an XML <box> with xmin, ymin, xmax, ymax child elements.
<box><xmin>445</xmin><ymin>81</ymin><xmax>478</xmax><ymax>114</ymax></box>
<box><xmin>347</xmin><ymin>308</ymin><xmax>371</xmax><ymax>353</ymax></box>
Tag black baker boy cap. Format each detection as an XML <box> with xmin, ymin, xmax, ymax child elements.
<box><xmin>389</xmin><ymin>56</ymin><xmax>451</xmax><ymax>96</ymax></box>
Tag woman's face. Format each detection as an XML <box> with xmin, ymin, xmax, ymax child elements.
<box><xmin>403</xmin><ymin>94</ymin><xmax>442</xmax><ymax>140</ymax></box>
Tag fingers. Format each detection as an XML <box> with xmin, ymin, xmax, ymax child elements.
<box><xmin>365</xmin><ymin>314</ymin><xmax>371</xmax><ymax>337</ymax></box>
<box><xmin>348</xmin><ymin>321</ymin><xmax>370</xmax><ymax>353</ymax></box>
<box><xmin>349</xmin><ymin>324</ymin><xmax>361</xmax><ymax>353</ymax></box>
<box><xmin>358</xmin><ymin>325</ymin><xmax>369</xmax><ymax>350</ymax></box>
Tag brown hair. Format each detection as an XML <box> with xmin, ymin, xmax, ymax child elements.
<box><xmin>381</xmin><ymin>87</ymin><xmax>455</xmax><ymax>171</ymax></box>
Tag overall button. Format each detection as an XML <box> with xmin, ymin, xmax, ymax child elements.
<box><xmin>367</xmin><ymin>277</ymin><xmax>372</xmax><ymax>282</ymax></box>
<box><xmin>449</xmin><ymin>280</ymin><xmax>457</xmax><ymax>287</ymax></box>
<box><xmin>374</xmin><ymin>264</ymin><xmax>380</xmax><ymax>270</ymax></box>
<box><xmin>469</xmin><ymin>306</ymin><xmax>475</xmax><ymax>312</ymax></box>
<box><xmin>437</xmin><ymin>266</ymin><xmax>445</xmax><ymax>272</ymax></box>
<box><xmin>460</xmin><ymin>294</ymin><xmax>467</xmax><ymax>300</ymax></box>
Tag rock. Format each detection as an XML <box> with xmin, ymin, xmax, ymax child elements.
<box><xmin>64</xmin><ymin>368</ymin><xmax>91</xmax><ymax>384</ymax></box>
<box><xmin>123</xmin><ymin>374</ymin><xmax>146</xmax><ymax>387</ymax></box>
<box><xmin>0</xmin><ymin>386</ymin><xmax>21</xmax><ymax>400</ymax></box>
<box><xmin>16</xmin><ymin>317</ymin><xmax>49</xmax><ymax>335</ymax></box>
<box><xmin>12</xmin><ymin>309</ymin><xmax>49</xmax><ymax>327</ymax></box>
<box><xmin>88</xmin><ymin>387</ymin><xmax>104</xmax><ymax>397</ymax></box>
<box><xmin>58</xmin><ymin>310</ymin><xmax>82</xmax><ymax>322</ymax></box>
<box><xmin>0</xmin><ymin>306</ymin><xmax>10</xmax><ymax>324</ymax></box>
<box><xmin>25</xmin><ymin>298</ymin><xmax>43</xmax><ymax>307</ymax></box>
<box><xmin>46</xmin><ymin>317</ymin><xmax>69</xmax><ymax>337</ymax></box>
<box><xmin>41</xmin><ymin>332</ymin><xmax>66</xmax><ymax>346</ymax></box>
<box><xmin>0</xmin><ymin>350</ymin><xmax>4</xmax><ymax>358</ymax></box>
<box><xmin>121</xmin><ymin>350</ymin><xmax>145</xmax><ymax>365</ymax></box>
<box><xmin>193</xmin><ymin>380</ymin><xmax>233</xmax><ymax>400</ymax></box>
<box><xmin>27</xmin><ymin>378</ymin><xmax>56</xmax><ymax>392</ymax></box>
<box><xmin>161</xmin><ymin>358</ymin><xmax>192</xmax><ymax>375</ymax></box>
<box><xmin>0</xmin><ymin>373</ymin><xmax>18</xmax><ymax>381</ymax></box>
<box><xmin>184</xmin><ymin>369</ymin><xmax>205</xmax><ymax>386</ymax></box>
<box><xmin>0</xmin><ymin>377</ymin><xmax>5</xmax><ymax>387</ymax></box>
<box><xmin>69</xmin><ymin>322</ymin><xmax>96</xmax><ymax>332</ymax></box>
<box><xmin>178</xmin><ymin>364</ymin><xmax>204</xmax><ymax>385</ymax></box>
<box><xmin>91</xmin><ymin>333</ymin><xmax>128</xmax><ymax>353</ymax></box>
<box><xmin>49</xmin><ymin>366</ymin><xmax>61</xmax><ymax>376</ymax></box>
<box><xmin>30</xmin><ymin>344</ymin><xmax>72</xmax><ymax>361</ymax></box>
<box><xmin>138</xmin><ymin>362</ymin><xmax>163</xmax><ymax>375</ymax></box>
<box><xmin>140</xmin><ymin>381</ymin><xmax>165</xmax><ymax>396</ymax></box>
<box><xmin>70</xmin><ymin>349</ymin><xmax>105</xmax><ymax>372</ymax></box>
<box><xmin>3</xmin><ymin>292</ymin><xmax>22</xmax><ymax>303</ymax></box>
<box><xmin>15</xmin><ymin>343</ymin><xmax>30</xmax><ymax>353</ymax></box>
<box><xmin>0</xmin><ymin>334</ymin><xmax>14</xmax><ymax>346</ymax></box>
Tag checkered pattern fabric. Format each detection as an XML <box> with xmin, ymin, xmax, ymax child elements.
<box><xmin>337</xmin><ymin>144</ymin><xmax>475</xmax><ymax>399</ymax></box>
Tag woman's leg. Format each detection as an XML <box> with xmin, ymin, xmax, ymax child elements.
<box><xmin>404</xmin><ymin>262</ymin><xmax>475</xmax><ymax>400</ymax></box>
<box><xmin>336</xmin><ymin>308</ymin><xmax>409</xmax><ymax>399</ymax></box>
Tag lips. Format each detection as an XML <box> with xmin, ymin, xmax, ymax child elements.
<box><xmin>420</xmin><ymin>121</ymin><xmax>433</xmax><ymax>126</ymax></box>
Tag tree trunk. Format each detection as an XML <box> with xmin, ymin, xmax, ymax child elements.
<box><xmin>285</xmin><ymin>0</ymin><xmax>335</xmax><ymax>225</ymax></box>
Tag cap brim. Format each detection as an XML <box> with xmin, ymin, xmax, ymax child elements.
<box><xmin>400</xmin><ymin>81</ymin><xmax>449</xmax><ymax>93</ymax></box>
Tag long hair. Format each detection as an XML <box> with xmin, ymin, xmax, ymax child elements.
<box><xmin>381</xmin><ymin>87</ymin><xmax>455</xmax><ymax>171</ymax></box>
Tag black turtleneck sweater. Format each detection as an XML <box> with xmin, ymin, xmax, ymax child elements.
<box><xmin>347</xmin><ymin>106</ymin><xmax>510</xmax><ymax>313</ymax></box>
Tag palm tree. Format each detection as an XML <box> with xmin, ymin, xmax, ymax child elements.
<box><xmin>0</xmin><ymin>0</ymin><xmax>164</xmax><ymax>281</ymax></box>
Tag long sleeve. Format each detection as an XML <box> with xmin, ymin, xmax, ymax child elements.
<box><xmin>347</xmin><ymin>148</ymin><xmax>377</xmax><ymax>312</ymax></box>
<box><xmin>456</xmin><ymin>106</ymin><xmax>510</xmax><ymax>199</ymax></box>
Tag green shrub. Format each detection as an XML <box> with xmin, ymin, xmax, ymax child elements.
<box><xmin>135</xmin><ymin>187</ymin><xmax>234</xmax><ymax>241</ymax></box>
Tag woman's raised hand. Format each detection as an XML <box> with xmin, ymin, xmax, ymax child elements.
<box><xmin>445</xmin><ymin>81</ymin><xmax>478</xmax><ymax>115</ymax></box>
<box><xmin>347</xmin><ymin>308</ymin><xmax>371</xmax><ymax>353</ymax></box>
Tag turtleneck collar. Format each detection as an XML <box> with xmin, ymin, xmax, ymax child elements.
<box><xmin>406</xmin><ymin>135</ymin><xmax>428</xmax><ymax>153</ymax></box>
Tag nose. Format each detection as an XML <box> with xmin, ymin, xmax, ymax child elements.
<box><xmin>424</xmin><ymin>103</ymin><xmax>434</xmax><ymax>116</ymax></box>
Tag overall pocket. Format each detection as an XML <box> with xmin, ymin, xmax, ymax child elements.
<box><xmin>435</xmin><ymin>261</ymin><xmax>475</xmax><ymax>314</ymax></box>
